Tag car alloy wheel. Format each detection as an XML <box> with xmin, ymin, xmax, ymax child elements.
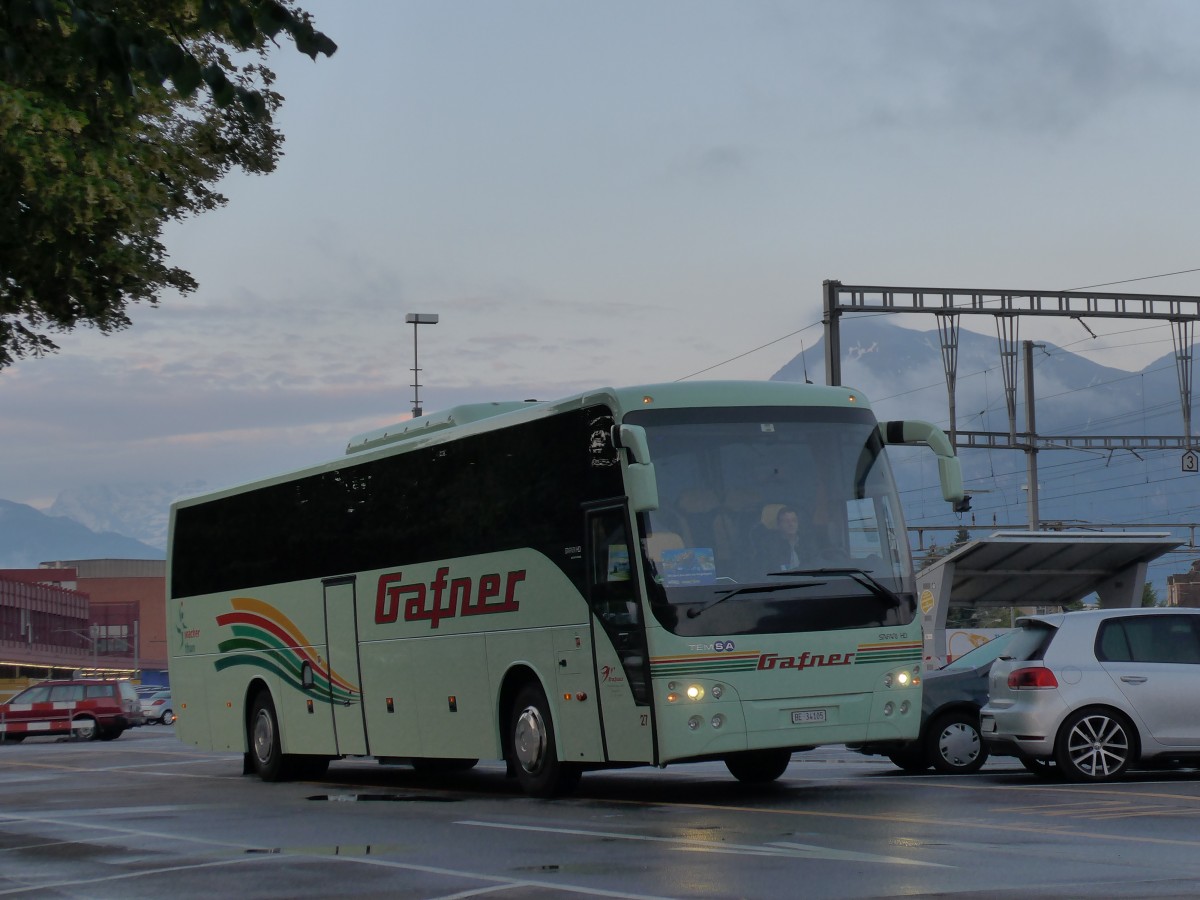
<box><xmin>1055</xmin><ymin>708</ymin><xmax>1135</xmax><ymax>782</ymax></box>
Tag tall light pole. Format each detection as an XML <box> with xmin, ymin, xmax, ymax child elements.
<box><xmin>405</xmin><ymin>313</ymin><xmax>439</xmax><ymax>418</ymax></box>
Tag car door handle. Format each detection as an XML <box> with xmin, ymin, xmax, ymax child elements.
<box><xmin>1119</xmin><ymin>675</ymin><xmax>1148</xmax><ymax>684</ymax></box>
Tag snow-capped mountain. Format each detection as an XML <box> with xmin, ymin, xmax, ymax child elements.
<box><xmin>0</xmin><ymin>499</ymin><xmax>163</xmax><ymax>568</ymax></box>
<box><xmin>46</xmin><ymin>483</ymin><xmax>204</xmax><ymax>551</ymax></box>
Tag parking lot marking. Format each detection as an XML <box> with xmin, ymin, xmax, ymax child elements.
<box><xmin>0</xmin><ymin>854</ymin><xmax>270</xmax><ymax>897</ymax></box>
<box><xmin>571</xmin><ymin>791</ymin><xmax>1200</xmax><ymax>854</ymax></box>
<box><xmin>457</xmin><ymin>820</ymin><xmax>950</xmax><ymax>867</ymax></box>
<box><xmin>0</xmin><ymin>810</ymin><xmax>680</xmax><ymax>900</ymax></box>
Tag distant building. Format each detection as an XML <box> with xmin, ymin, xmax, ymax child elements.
<box><xmin>0</xmin><ymin>559</ymin><xmax>167</xmax><ymax>691</ymax></box>
<box><xmin>0</xmin><ymin>570</ymin><xmax>92</xmax><ymax>682</ymax></box>
<box><xmin>1166</xmin><ymin>559</ymin><xmax>1200</xmax><ymax>607</ymax></box>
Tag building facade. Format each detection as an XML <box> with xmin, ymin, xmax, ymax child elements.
<box><xmin>0</xmin><ymin>559</ymin><xmax>167</xmax><ymax>692</ymax></box>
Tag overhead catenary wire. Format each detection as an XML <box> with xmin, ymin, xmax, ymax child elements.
<box><xmin>668</xmin><ymin>270</ymin><xmax>1200</xmax><ymax>563</ymax></box>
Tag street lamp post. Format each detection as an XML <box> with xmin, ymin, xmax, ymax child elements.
<box><xmin>405</xmin><ymin>313</ymin><xmax>439</xmax><ymax>418</ymax></box>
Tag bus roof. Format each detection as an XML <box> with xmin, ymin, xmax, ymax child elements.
<box><xmin>173</xmin><ymin>380</ymin><xmax>868</xmax><ymax>509</ymax></box>
<box><xmin>344</xmin><ymin>380</ymin><xmax>868</xmax><ymax>456</ymax></box>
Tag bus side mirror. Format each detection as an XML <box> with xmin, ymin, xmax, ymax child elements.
<box><xmin>614</xmin><ymin>424</ymin><xmax>660</xmax><ymax>512</ymax></box>
<box><xmin>881</xmin><ymin>420</ymin><xmax>968</xmax><ymax>511</ymax></box>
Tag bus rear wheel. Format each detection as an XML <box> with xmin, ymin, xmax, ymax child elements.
<box><xmin>508</xmin><ymin>683</ymin><xmax>580</xmax><ymax>798</ymax></box>
<box><xmin>249</xmin><ymin>690</ymin><xmax>289</xmax><ymax>782</ymax></box>
<box><xmin>724</xmin><ymin>748</ymin><xmax>792</xmax><ymax>784</ymax></box>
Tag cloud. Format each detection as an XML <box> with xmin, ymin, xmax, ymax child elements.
<box><xmin>830</xmin><ymin>1</ymin><xmax>1200</xmax><ymax>134</ymax></box>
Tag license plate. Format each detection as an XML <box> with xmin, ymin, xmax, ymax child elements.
<box><xmin>981</xmin><ymin>717</ymin><xmax>996</xmax><ymax>734</ymax></box>
<box><xmin>791</xmin><ymin>708</ymin><xmax>827</xmax><ymax>725</ymax></box>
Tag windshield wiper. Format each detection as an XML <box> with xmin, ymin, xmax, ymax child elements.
<box><xmin>768</xmin><ymin>567</ymin><xmax>903</xmax><ymax>608</ymax></box>
<box><xmin>686</xmin><ymin>580</ymin><xmax>825</xmax><ymax>618</ymax></box>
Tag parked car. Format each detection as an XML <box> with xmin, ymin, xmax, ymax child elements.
<box><xmin>0</xmin><ymin>679</ymin><xmax>144</xmax><ymax>742</ymax></box>
<box><xmin>981</xmin><ymin>608</ymin><xmax>1200</xmax><ymax>782</ymax></box>
<box><xmin>140</xmin><ymin>691</ymin><xmax>175</xmax><ymax>725</ymax></box>
<box><xmin>852</xmin><ymin>631</ymin><xmax>1015</xmax><ymax>774</ymax></box>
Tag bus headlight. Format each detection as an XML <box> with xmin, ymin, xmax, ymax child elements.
<box><xmin>711</xmin><ymin>713</ymin><xmax>725</xmax><ymax>729</ymax></box>
<box><xmin>884</xmin><ymin>670</ymin><xmax>915</xmax><ymax>689</ymax></box>
<box><xmin>688</xmin><ymin>716</ymin><xmax>702</xmax><ymax>731</ymax></box>
<box><xmin>686</xmin><ymin>684</ymin><xmax>705</xmax><ymax>701</ymax></box>
<box><xmin>711</xmin><ymin>684</ymin><xmax>724</xmax><ymax>700</ymax></box>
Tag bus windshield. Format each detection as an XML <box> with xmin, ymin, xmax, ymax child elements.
<box><xmin>625</xmin><ymin>404</ymin><xmax>915</xmax><ymax>637</ymax></box>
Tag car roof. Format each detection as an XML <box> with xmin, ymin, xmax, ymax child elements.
<box><xmin>1017</xmin><ymin>607</ymin><xmax>1200</xmax><ymax>628</ymax></box>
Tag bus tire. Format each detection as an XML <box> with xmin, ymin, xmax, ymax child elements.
<box><xmin>724</xmin><ymin>748</ymin><xmax>792</xmax><ymax>784</ymax></box>
<box><xmin>249</xmin><ymin>690</ymin><xmax>290</xmax><ymax>782</ymax></box>
<box><xmin>508</xmin><ymin>683</ymin><xmax>581</xmax><ymax>798</ymax></box>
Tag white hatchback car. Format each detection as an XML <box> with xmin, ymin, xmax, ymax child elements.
<box><xmin>981</xmin><ymin>607</ymin><xmax>1200</xmax><ymax>782</ymax></box>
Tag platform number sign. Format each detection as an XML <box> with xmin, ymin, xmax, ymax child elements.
<box><xmin>1184</xmin><ymin>450</ymin><xmax>1199</xmax><ymax>473</ymax></box>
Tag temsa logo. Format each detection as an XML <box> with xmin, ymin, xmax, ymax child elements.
<box><xmin>376</xmin><ymin>567</ymin><xmax>527</xmax><ymax>629</ymax></box>
<box><xmin>757</xmin><ymin>651</ymin><xmax>854</xmax><ymax>671</ymax></box>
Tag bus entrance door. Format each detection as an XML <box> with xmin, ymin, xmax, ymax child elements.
<box><xmin>586</xmin><ymin>505</ymin><xmax>655</xmax><ymax>764</ymax></box>
<box><xmin>322</xmin><ymin>576</ymin><xmax>369</xmax><ymax>757</ymax></box>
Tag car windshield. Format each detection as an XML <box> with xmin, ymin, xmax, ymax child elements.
<box><xmin>626</xmin><ymin>404</ymin><xmax>915</xmax><ymax>637</ymax></box>
<box><xmin>941</xmin><ymin>631</ymin><xmax>1015</xmax><ymax>671</ymax></box>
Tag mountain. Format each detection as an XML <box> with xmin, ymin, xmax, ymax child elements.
<box><xmin>771</xmin><ymin>319</ymin><xmax>1200</xmax><ymax>558</ymax></box>
<box><xmin>0</xmin><ymin>499</ymin><xmax>164</xmax><ymax>568</ymax></box>
<box><xmin>47</xmin><ymin>482</ymin><xmax>206</xmax><ymax>551</ymax></box>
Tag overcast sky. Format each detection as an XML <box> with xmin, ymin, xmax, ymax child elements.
<box><xmin>5</xmin><ymin>0</ymin><xmax>1200</xmax><ymax>511</ymax></box>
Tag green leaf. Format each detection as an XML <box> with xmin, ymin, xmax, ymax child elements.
<box><xmin>172</xmin><ymin>56</ymin><xmax>203</xmax><ymax>96</ymax></box>
<box><xmin>228</xmin><ymin>1</ymin><xmax>257</xmax><ymax>47</ymax></box>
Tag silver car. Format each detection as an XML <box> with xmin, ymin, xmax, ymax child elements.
<box><xmin>980</xmin><ymin>607</ymin><xmax>1200</xmax><ymax>782</ymax></box>
<box><xmin>140</xmin><ymin>690</ymin><xmax>175</xmax><ymax>725</ymax></box>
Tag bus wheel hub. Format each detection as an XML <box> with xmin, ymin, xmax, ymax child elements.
<box><xmin>514</xmin><ymin>706</ymin><xmax>547</xmax><ymax>772</ymax></box>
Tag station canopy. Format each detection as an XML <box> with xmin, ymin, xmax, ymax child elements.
<box><xmin>916</xmin><ymin>530</ymin><xmax>1182</xmax><ymax>663</ymax></box>
<box><xmin>923</xmin><ymin>530</ymin><xmax>1181</xmax><ymax>610</ymax></box>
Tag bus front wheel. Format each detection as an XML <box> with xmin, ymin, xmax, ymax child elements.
<box><xmin>724</xmin><ymin>749</ymin><xmax>792</xmax><ymax>784</ymax></box>
<box><xmin>508</xmin><ymin>683</ymin><xmax>581</xmax><ymax>798</ymax></box>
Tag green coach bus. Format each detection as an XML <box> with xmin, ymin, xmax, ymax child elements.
<box><xmin>167</xmin><ymin>380</ymin><xmax>964</xmax><ymax>796</ymax></box>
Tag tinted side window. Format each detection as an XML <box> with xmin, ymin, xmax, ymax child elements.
<box><xmin>84</xmin><ymin>684</ymin><xmax>114</xmax><ymax>699</ymax></box>
<box><xmin>49</xmin><ymin>684</ymin><xmax>84</xmax><ymax>702</ymax></box>
<box><xmin>1004</xmin><ymin>622</ymin><xmax>1056</xmax><ymax>662</ymax></box>
<box><xmin>172</xmin><ymin>405</ymin><xmax>623</xmax><ymax>598</ymax></box>
<box><xmin>1098</xmin><ymin>616</ymin><xmax>1200</xmax><ymax>664</ymax></box>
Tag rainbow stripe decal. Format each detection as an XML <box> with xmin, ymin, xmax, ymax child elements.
<box><xmin>853</xmin><ymin>640</ymin><xmax>922</xmax><ymax>664</ymax></box>
<box><xmin>214</xmin><ymin>597</ymin><xmax>360</xmax><ymax>705</ymax></box>
<box><xmin>650</xmin><ymin>651</ymin><xmax>762</xmax><ymax>679</ymax></box>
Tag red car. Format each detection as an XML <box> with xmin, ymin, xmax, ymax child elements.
<box><xmin>0</xmin><ymin>679</ymin><xmax>145</xmax><ymax>742</ymax></box>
